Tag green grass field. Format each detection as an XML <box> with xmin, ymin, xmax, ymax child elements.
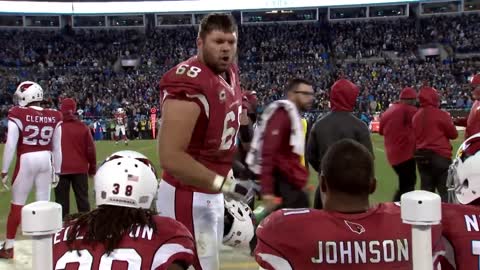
<box><xmin>0</xmin><ymin>133</ymin><xmax>466</xmax><ymax>270</ymax></box>
<box><xmin>0</xmin><ymin>133</ymin><xmax>465</xmax><ymax>239</ymax></box>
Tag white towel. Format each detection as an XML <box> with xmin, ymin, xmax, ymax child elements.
<box><xmin>246</xmin><ymin>100</ymin><xmax>305</xmax><ymax>174</ymax></box>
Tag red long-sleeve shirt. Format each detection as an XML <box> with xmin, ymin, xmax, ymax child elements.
<box><xmin>379</xmin><ymin>102</ymin><xmax>417</xmax><ymax>165</ymax></box>
<box><xmin>413</xmin><ymin>87</ymin><xmax>458</xmax><ymax>159</ymax></box>
<box><xmin>456</xmin><ymin>100</ymin><xmax>480</xmax><ymax>139</ymax></box>
<box><xmin>260</xmin><ymin>108</ymin><xmax>308</xmax><ymax>195</ymax></box>
<box><xmin>60</xmin><ymin>114</ymin><xmax>97</xmax><ymax>175</ymax></box>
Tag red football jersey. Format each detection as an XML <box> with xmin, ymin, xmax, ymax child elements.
<box><xmin>114</xmin><ymin>113</ymin><xmax>126</xmax><ymax>125</ymax></box>
<box><xmin>8</xmin><ymin>106</ymin><xmax>62</xmax><ymax>155</ymax></box>
<box><xmin>255</xmin><ymin>203</ymin><xmax>445</xmax><ymax>270</ymax></box>
<box><xmin>53</xmin><ymin>215</ymin><xmax>195</xmax><ymax>270</ymax></box>
<box><xmin>441</xmin><ymin>203</ymin><xmax>480</xmax><ymax>270</ymax></box>
<box><xmin>159</xmin><ymin>56</ymin><xmax>243</xmax><ymax>193</ymax></box>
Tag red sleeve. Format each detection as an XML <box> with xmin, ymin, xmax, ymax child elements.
<box><xmin>255</xmin><ymin>210</ymin><xmax>294</xmax><ymax>270</ymax></box>
<box><xmin>260</xmin><ymin>109</ymin><xmax>290</xmax><ymax>195</ymax></box>
<box><xmin>379</xmin><ymin>113</ymin><xmax>386</xmax><ymax>135</ymax></box>
<box><xmin>254</xmin><ymin>240</ymin><xmax>287</xmax><ymax>270</ymax></box>
<box><xmin>85</xmin><ymin>125</ymin><xmax>97</xmax><ymax>176</ymax></box>
<box><xmin>154</xmin><ymin>236</ymin><xmax>196</xmax><ymax>270</ymax></box>
<box><xmin>441</xmin><ymin>112</ymin><xmax>458</xmax><ymax>140</ymax></box>
<box><xmin>7</xmin><ymin>107</ymin><xmax>21</xmax><ymax>122</ymax></box>
<box><xmin>432</xmin><ymin>225</ymin><xmax>449</xmax><ymax>270</ymax></box>
<box><xmin>454</xmin><ymin>116</ymin><xmax>468</xmax><ymax>127</ymax></box>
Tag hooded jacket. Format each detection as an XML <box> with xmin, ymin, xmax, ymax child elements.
<box><xmin>455</xmin><ymin>96</ymin><xmax>480</xmax><ymax>139</ymax></box>
<box><xmin>60</xmin><ymin>99</ymin><xmax>97</xmax><ymax>175</ymax></box>
<box><xmin>307</xmin><ymin>79</ymin><xmax>373</xmax><ymax>172</ymax></box>
<box><xmin>379</xmin><ymin>88</ymin><xmax>418</xmax><ymax>166</ymax></box>
<box><xmin>412</xmin><ymin>87</ymin><xmax>458</xmax><ymax>159</ymax></box>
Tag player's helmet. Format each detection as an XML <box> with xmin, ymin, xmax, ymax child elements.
<box><xmin>117</xmin><ymin>108</ymin><xmax>125</xmax><ymax>114</ymax></box>
<box><xmin>14</xmin><ymin>81</ymin><xmax>43</xmax><ymax>107</ymax></box>
<box><xmin>223</xmin><ymin>199</ymin><xmax>255</xmax><ymax>248</ymax></box>
<box><xmin>104</xmin><ymin>150</ymin><xmax>158</xmax><ymax>178</ymax></box>
<box><xmin>95</xmin><ymin>152</ymin><xmax>158</xmax><ymax>209</ymax></box>
<box><xmin>447</xmin><ymin>133</ymin><xmax>480</xmax><ymax>204</ymax></box>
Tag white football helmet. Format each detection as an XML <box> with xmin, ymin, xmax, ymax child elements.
<box><xmin>117</xmin><ymin>108</ymin><xmax>125</xmax><ymax>114</ymax></box>
<box><xmin>447</xmin><ymin>133</ymin><xmax>480</xmax><ymax>204</ymax></box>
<box><xmin>14</xmin><ymin>81</ymin><xmax>43</xmax><ymax>107</ymax></box>
<box><xmin>223</xmin><ymin>199</ymin><xmax>255</xmax><ymax>248</ymax></box>
<box><xmin>95</xmin><ymin>156</ymin><xmax>158</xmax><ymax>209</ymax></box>
<box><xmin>104</xmin><ymin>150</ymin><xmax>158</xmax><ymax>178</ymax></box>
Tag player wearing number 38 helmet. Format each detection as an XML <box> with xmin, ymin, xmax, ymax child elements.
<box><xmin>52</xmin><ymin>151</ymin><xmax>196</xmax><ymax>270</ymax></box>
<box><xmin>0</xmin><ymin>81</ymin><xmax>63</xmax><ymax>259</ymax></box>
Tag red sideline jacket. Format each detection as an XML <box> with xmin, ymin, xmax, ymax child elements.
<box><xmin>260</xmin><ymin>108</ymin><xmax>308</xmax><ymax>194</ymax></box>
<box><xmin>60</xmin><ymin>113</ymin><xmax>96</xmax><ymax>175</ymax></box>
<box><xmin>379</xmin><ymin>102</ymin><xmax>417</xmax><ymax>165</ymax></box>
<box><xmin>456</xmin><ymin>100</ymin><xmax>480</xmax><ymax>139</ymax></box>
<box><xmin>412</xmin><ymin>88</ymin><xmax>458</xmax><ymax>159</ymax></box>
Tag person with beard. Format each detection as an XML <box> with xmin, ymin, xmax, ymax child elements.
<box><xmin>307</xmin><ymin>78</ymin><xmax>373</xmax><ymax>209</ymax></box>
<box><xmin>157</xmin><ymin>14</ymin><xmax>251</xmax><ymax>270</ymax></box>
<box><xmin>55</xmin><ymin>98</ymin><xmax>96</xmax><ymax>219</ymax></box>
<box><xmin>246</xmin><ymin>78</ymin><xmax>313</xmax><ymax>212</ymax></box>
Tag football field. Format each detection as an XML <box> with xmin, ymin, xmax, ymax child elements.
<box><xmin>0</xmin><ymin>133</ymin><xmax>464</xmax><ymax>269</ymax></box>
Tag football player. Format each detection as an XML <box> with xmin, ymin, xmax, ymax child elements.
<box><xmin>114</xmin><ymin>107</ymin><xmax>128</xmax><ymax>145</ymax></box>
<box><xmin>53</xmin><ymin>151</ymin><xmax>195</xmax><ymax>270</ymax></box>
<box><xmin>0</xmin><ymin>81</ymin><xmax>63</xmax><ymax>259</ymax></box>
<box><xmin>453</xmin><ymin>74</ymin><xmax>480</xmax><ymax>140</ymax></box>
<box><xmin>157</xmin><ymin>13</ymin><xmax>251</xmax><ymax>270</ymax></box>
<box><xmin>441</xmin><ymin>132</ymin><xmax>480</xmax><ymax>269</ymax></box>
<box><xmin>255</xmin><ymin>139</ymin><xmax>445</xmax><ymax>269</ymax></box>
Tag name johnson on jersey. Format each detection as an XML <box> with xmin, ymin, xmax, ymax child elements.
<box><xmin>311</xmin><ymin>239</ymin><xmax>409</xmax><ymax>264</ymax></box>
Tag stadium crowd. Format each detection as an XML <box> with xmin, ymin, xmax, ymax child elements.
<box><xmin>0</xmin><ymin>13</ymin><xmax>479</xmax><ymax>136</ymax></box>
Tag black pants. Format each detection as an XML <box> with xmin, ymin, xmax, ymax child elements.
<box><xmin>55</xmin><ymin>174</ymin><xmax>90</xmax><ymax>218</ymax></box>
<box><xmin>415</xmin><ymin>149</ymin><xmax>450</xmax><ymax>202</ymax></box>
<box><xmin>273</xmin><ymin>170</ymin><xmax>310</xmax><ymax>209</ymax></box>
<box><xmin>392</xmin><ymin>158</ymin><xmax>417</xmax><ymax>201</ymax></box>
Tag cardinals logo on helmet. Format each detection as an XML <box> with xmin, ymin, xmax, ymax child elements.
<box><xmin>344</xmin><ymin>220</ymin><xmax>366</xmax><ymax>235</ymax></box>
<box><xmin>19</xmin><ymin>83</ymin><xmax>33</xmax><ymax>92</ymax></box>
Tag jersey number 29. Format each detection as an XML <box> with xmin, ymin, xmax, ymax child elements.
<box><xmin>23</xmin><ymin>125</ymin><xmax>54</xmax><ymax>146</ymax></box>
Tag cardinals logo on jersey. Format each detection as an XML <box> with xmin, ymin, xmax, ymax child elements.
<box><xmin>344</xmin><ymin>220</ymin><xmax>366</xmax><ymax>235</ymax></box>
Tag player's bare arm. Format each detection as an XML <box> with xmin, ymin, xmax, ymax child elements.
<box><xmin>158</xmin><ymin>99</ymin><xmax>218</xmax><ymax>192</ymax></box>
